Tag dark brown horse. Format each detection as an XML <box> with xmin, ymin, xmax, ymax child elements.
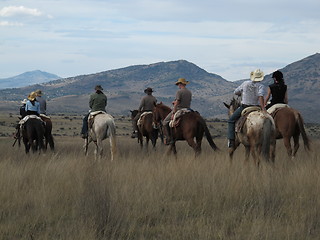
<box><xmin>40</xmin><ymin>115</ymin><xmax>55</xmax><ymax>151</ymax></box>
<box><xmin>268</xmin><ymin>105</ymin><xmax>310</xmax><ymax>157</ymax></box>
<box><xmin>21</xmin><ymin>118</ymin><xmax>45</xmax><ymax>154</ymax></box>
<box><xmin>153</xmin><ymin>103</ymin><xmax>219</xmax><ymax>156</ymax></box>
<box><xmin>130</xmin><ymin>110</ymin><xmax>158</xmax><ymax>149</ymax></box>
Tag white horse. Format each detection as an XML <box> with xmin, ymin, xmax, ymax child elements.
<box><xmin>84</xmin><ymin>112</ymin><xmax>117</xmax><ymax>161</ymax></box>
<box><xmin>224</xmin><ymin>98</ymin><xmax>276</xmax><ymax>166</ymax></box>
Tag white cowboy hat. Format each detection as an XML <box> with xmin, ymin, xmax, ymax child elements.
<box><xmin>250</xmin><ymin>69</ymin><xmax>264</xmax><ymax>82</ymax></box>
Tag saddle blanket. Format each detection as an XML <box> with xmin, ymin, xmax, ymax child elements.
<box><xmin>137</xmin><ymin>111</ymin><xmax>152</xmax><ymax>126</ymax></box>
<box><xmin>19</xmin><ymin>115</ymin><xmax>42</xmax><ymax>125</ymax></box>
<box><xmin>267</xmin><ymin>103</ymin><xmax>289</xmax><ymax>115</ymax></box>
<box><xmin>169</xmin><ymin>108</ymin><xmax>192</xmax><ymax>128</ymax></box>
<box><xmin>88</xmin><ymin>111</ymin><xmax>106</xmax><ymax>120</ymax></box>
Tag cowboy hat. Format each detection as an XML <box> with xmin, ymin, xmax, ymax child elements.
<box><xmin>175</xmin><ymin>78</ymin><xmax>189</xmax><ymax>85</ymax></box>
<box><xmin>250</xmin><ymin>69</ymin><xmax>264</xmax><ymax>82</ymax></box>
<box><xmin>27</xmin><ymin>92</ymin><xmax>37</xmax><ymax>101</ymax></box>
<box><xmin>21</xmin><ymin>99</ymin><xmax>27</xmax><ymax>104</ymax></box>
<box><xmin>144</xmin><ymin>87</ymin><xmax>154</xmax><ymax>93</ymax></box>
<box><xmin>35</xmin><ymin>89</ymin><xmax>42</xmax><ymax>96</ymax></box>
<box><xmin>95</xmin><ymin>85</ymin><xmax>103</xmax><ymax>91</ymax></box>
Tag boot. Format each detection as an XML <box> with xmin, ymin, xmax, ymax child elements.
<box><xmin>131</xmin><ymin>130</ymin><xmax>138</xmax><ymax>138</ymax></box>
<box><xmin>164</xmin><ymin>123</ymin><xmax>173</xmax><ymax>145</ymax></box>
<box><xmin>228</xmin><ymin>139</ymin><xmax>235</xmax><ymax>148</ymax></box>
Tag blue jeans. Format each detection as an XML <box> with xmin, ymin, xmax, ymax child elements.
<box><xmin>227</xmin><ymin>105</ymin><xmax>245</xmax><ymax>140</ymax></box>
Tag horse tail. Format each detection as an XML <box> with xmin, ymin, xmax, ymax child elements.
<box><xmin>296</xmin><ymin>112</ymin><xmax>311</xmax><ymax>151</ymax></box>
<box><xmin>35</xmin><ymin>119</ymin><xmax>45</xmax><ymax>152</ymax></box>
<box><xmin>261</xmin><ymin>117</ymin><xmax>273</xmax><ymax>161</ymax></box>
<box><xmin>198</xmin><ymin>116</ymin><xmax>219</xmax><ymax>151</ymax></box>
<box><xmin>106</xmin><ymin>117</ymin><xmax>117</xmax><ymax>160</ymax></box>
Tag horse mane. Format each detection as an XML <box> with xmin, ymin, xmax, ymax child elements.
<box><xmin>156</xmin><ymin>102</ymin><xmax>171</xmax><ymax>111</ymax></box>
<box><xmin>231</xmin><ymin>97</ymin><xmax>241</xmax><ymax>109</ymax></box>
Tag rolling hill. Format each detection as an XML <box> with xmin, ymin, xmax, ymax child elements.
<box><xmin>0</xmin><ymin>53</ymin><xmax>319</xmax><ymax>123</ymax></box>
<box><xmin>0</xmin><ymin>70</ymin><xmax>61</xmax><ymax>89</ymax></box>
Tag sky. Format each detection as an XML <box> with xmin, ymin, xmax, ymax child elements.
<box><xmin>0</xmin><ymin>0</ymin><xmax>319</xmax><ymax>81</ymax></box>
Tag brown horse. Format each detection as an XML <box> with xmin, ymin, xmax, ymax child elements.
<box><xmin>224</xmin><ymin>98</ymin><xmax>276</xmax><ymax>166</ymax></box>
<box><xmin>267</xmin><ymin>105</ymin><xmax>310</xmax><ymax>157</ymax></box>
<box><xmin>21</xmin><ymin>117</ymin><xmax>45</xmax><ymax>154</ymax></box>
<box><xmin>153</xmin><ymin>102</ymin><xmax>219</xmax><ymax>156</ymax></box>
<box><xmin>131</xmin><ymin>110</ymin><xmax>158</xmax><ymax>149</ymax></box>
<box><xmin>40</xmin><ymin>115</ymin><xmax>55</xmax><ymax>151</ymax></box>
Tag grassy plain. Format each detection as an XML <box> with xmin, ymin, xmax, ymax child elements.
<box><xmin>0</xmin><ymin>113</ymin><xmax>320</xmax><ymax>239</ymax></box>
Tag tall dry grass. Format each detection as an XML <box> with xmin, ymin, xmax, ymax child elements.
<box><xmin>0</xmin><ymin>137</ymin><xmax>319</xmax><ymax>240</ymax></box>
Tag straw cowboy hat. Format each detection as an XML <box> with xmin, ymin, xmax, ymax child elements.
<box><xmin>250</xmin><ymin>69</ymin><xmax>264</xmax><ymax>82</ymax></box>
<box><xmin>27</xmin><ymin>92</ymin><xmax>37</xmax><ymax>101</ymax></box>
<box><xmin>144</xmin><ymin>87</ymin><xmax>154</xmax><ymax>93</ymax></box>
<box><xmin>95</xmin><ymin>85</ymin><xmax>103</xmax><ymax>91</ymax></box>
<box><xmin>35</xmin><ymin>89</ymin><xmax>42</xmax><ymax>96</ymax></box>
<box><xmin>175</xmin><ymin>78</ymin><xmax>189</xmax><ymax>85</ymax></box>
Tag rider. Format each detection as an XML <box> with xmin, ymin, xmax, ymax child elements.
<box><xmin>13</xmin><ymin>98</ymin><xmax>28</xmax><ymax>139</ymax></box>
<box><xmin>265</xmin><ymin>70</ymin><xmax>288</xmax><ymax>109</ymax></box>
<box><xmin>81</xmin><ymin>85</ymin><xmax>107</xmax><ymax>138</ymax></box>
<box><xmin>163</xmin><ymin>78</ymin><xmax>192</xmax><ymax>145</ymax></box>
<box><xmin>131</xmin><ymin>87</ymin><xmax>157</xmax><ymax>138</ymax></box>
<box><xmin>35</xmin><ymin>89</ymin><xmax>47</xmax><ymax>115</ymax></box>
<box><xmin>227</xmin><ymin>69</ymin><xmax>266</xmax><ymax>148</ymax></box>
<box><xmin>25</xmin><ymin>92</ymin><xmax>40</xmax><ymax>116</ymax></box>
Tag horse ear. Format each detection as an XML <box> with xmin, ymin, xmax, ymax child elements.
<box><xmin>223</xmin><ymin>102</ymin><xmax>230</xmax><ymax>109</ymax></box>
<box><xmin>130</xmin><ymin>110</ymin><xmax>133</xmax><ymax>113</ymax></box>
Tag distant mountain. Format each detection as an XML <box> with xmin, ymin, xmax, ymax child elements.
<box><xmin>0</xmin><ymin>54</ymin><xmax>319</xmax><ymax>123</ymax></box>
<box><xmin>0</xmin><ymin>70</ymin><xmax>60</xmax><ymax>89</ymax></box>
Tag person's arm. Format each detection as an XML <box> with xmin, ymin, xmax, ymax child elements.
<box><xmin>284</xmin><ymin>90</ymin><xmax>288</xmax><ymax>104</ymax></box>
<box><xmin>264</xmin><ymin>87</ymin><xmax>271</xmax><ymax>106</ymax></box>
<box><xmin>259</xmin><ymin>96</ymin><xmax>265</xmax><ymax>111</ymax></box>
<box><xmin>89</xmin><ymin>95</ymin><xmax>94</xmax><ymax>109</ymax></box>
<box><xmin>234</xmin><ymin>83</ymin><xmax>244</xmax><ymax>96</ymax></box>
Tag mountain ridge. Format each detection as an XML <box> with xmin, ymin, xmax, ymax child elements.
<box><xmin>0</xmin><ymin>70</ymin><xmax>61</xmax><ymax>89</ymax></box>
<box><xmin>0</xmin><ymin>54</ymin><xmax>319</xmax><ymax>123</ymax></box>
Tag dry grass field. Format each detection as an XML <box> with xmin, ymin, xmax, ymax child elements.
<box><xmin>0</xmin><ymin>113</ymin><xmax>320</xmax><ymax>239</ymax></box>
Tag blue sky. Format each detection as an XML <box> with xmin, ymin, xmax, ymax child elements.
<box><xmin>1</xmin><ymin>0</ymin><xmax>319</xmax><ymax>81</ymax></box>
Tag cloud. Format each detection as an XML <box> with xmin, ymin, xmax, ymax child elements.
<box><xmin>0</xmin><ymin>20</ymin><xmax>23</xmax><ymax>26</ymax></box>
<box><xmin>0</xmin><ymin>6</ymin><xmax>44</xmax><ymax>17</ymax></box>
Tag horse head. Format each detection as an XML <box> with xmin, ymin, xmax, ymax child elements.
<box><xmin>224</xmin><ymin>97</ymin><xmax>241</xmax><ymax>116</ymax></box>
<box><xmin>130</xmin><ymin>110</ymin><xmax>139</xmax><ymax>120</ymax></box>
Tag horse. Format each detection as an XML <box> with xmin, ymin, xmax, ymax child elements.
<box><xmin>267</xmin><ymin>105</ymin><xmax>310</xmax><ymax>158</ymax></box>
<box><xmin>84</xmin><ymin>112</ymin><xmax>117</xmax><ymax>161</ymax></box>
<box><xmin>153</xmin><ymin>102</ymin><xmax>219</xmax><ymax>157</ymax></box>
<box><xmin>130</xmin><ymin>110</ymin><xmax>158</xmax><ymax>149</ymax></box>
<box><xmin>21</xmin><ymin>117</ymin><xmax>45</xmax><ymax>154</ymax></box>
<box><xmin>40</xmin><ymin>115</ymin><xmax>55</xmax><ymax>151</ymax></box>
<box><xmin>224</xmin><ymin>98</ymin><xmax>276</xmax><ymax>166</ymax></box>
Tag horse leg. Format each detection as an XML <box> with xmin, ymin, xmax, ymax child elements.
<box><xmin>96</xmin><ymin>139</ymin><xmax>103</xmax><ymax>160</ymax></box>
<box><xmin>186</xmin><ymin>138</ymin><xmax>200</xmax><ymax>157</ymax></box>
<box><xmin>283</xmin><ymin>137</ymin><xmax>293</xmax><ymax>157</ymax></box>
<box><xmin>292</xmin><ymin>134</ymin><xmax>300</xmax><ymax>158</ymax></box>
<box><xmin>244</xmin><ymin>146</ymin><xmax>250</xmax><ymax>162</ymax></box>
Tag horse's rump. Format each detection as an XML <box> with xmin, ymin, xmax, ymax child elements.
<box><xmin>169</xmin><ymin>108</ymin><xmax>193</xmax><ymax>128</ymax></box>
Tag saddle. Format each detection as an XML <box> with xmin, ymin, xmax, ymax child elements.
<box><xmin>137</xmin><ymin>111</ymin><xmax>152</xmax><ymax>127</ymax></box>
<box><xmin>169</xmin><ymin>108</ymin><xmax>193</xmax><ymax>128</ymax></box>
<box><xmin>88</xmin><ymin>111</ymin><xmax>106</xmax><ymax>129</ymax></box>
<box><xmin>19</xmin><ymin>115</ymin><xmax>42</xmax><ymax>125</ymax></box>
<box><xmin>267</xmin><ymin>103</ymin><xmax>289</xmax><ymax>117</ymax></box>
<box><xmin>40</xmin><ymin>113</ymin><xmax>51</xmax><ymax>119</ymax></box>
<box><xmin>235</xmin><ymin>106</ymin><xmax>261</xmax><ymax>133</ymax></box>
